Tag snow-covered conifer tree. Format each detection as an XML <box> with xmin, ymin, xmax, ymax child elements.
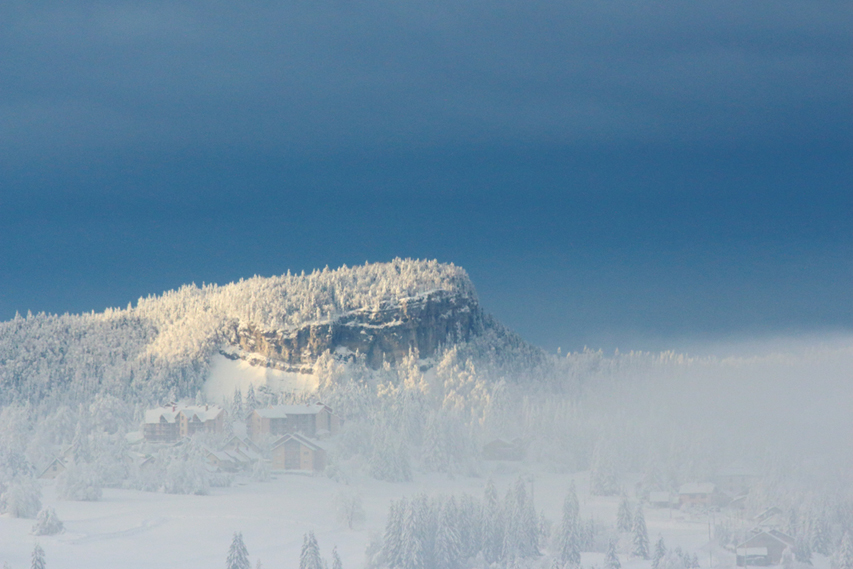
<box><xmin>299</xmin><ymin>531</ymin><xmax>323</xmax><ymax>569</ymax></box>
<box><xmin>457</xmin><ymin>493</ymin><xmax>483</xmax><ymax>562</ymax></box>
<box><xmin>32</xmin><ymin>507</ymin><xmax>63</xmax><ymax>535</ymax></box>
<box><xmin>31</xmin><ymin>543</ymin><xmax>46</xmax><ymax>569</ymax></box>
<box><xmin>245</xmin><ymin>384</ymin><xmax>257</xmax><ymax>417</ymax></box>
<box><xmin>435</xmin><ymin>498</ymin><xmax>462</xmax><ymax>569</ymax></box>
<box><xmin>482</xmin><ymin>479</ymin><xmax>504</xmax><ymax>564</ymax></box>
<box><xmin>605</xmin><ymin>541</ymin><xmax>621</xmax><ymax>569</ymax></box>
<box><xmin>0</xmin><ymin>476</ymin><xmax>42</xmax><ymax>518</ymax></box>
<box><xmin>652</xmin><ymin>537</ymin><xmax>666</xmax><ymax>569</ymax></box>
<box><xmin>232</xmin><ymin>388</ymin><xmax>244</xmax><ymax>420</ymax></box>
<box><xmin>794</xmin><ymin>535</ymin><xmax>812</xmax><ymax>565</ymax></box>
<box><xmin>421</xmin><ymin>412</ymin><xmax>448</xmax><ymax>473</ymax></box>
<box><xmin>616</xmin><ymin>497</ymin><xmax>632</xmax><ymax>533</ymax></box>
<box><xmin>632</xmin><ymin>505</ymin><xmax>650</xmax><ymax>560</ymax></box>
<box><xmin>380</xmin><ymin>499</ymin><xmax>405</xmax><ymax>568</ymax></box>
<box><xmin>810</xmin><ymin>514</ymin><xmax>831</xmax><ymax>556</ymax></box>
<box><xmin>331</xmin><ymin>546</ymin><xmax>343</xmax><ymax>569</ymax></box>
<box><xmin>833</xmin><ymin>532</ymin><xmax>853</xmax><ymax>569</ymax></box>
<box><xmin>589</xmin><ymin>439</ymin><xmax>619</xmax><ymax>496</ymax></box>
<box><xmin>227</xmin><ymin>532</ymin><xmax>250</xmax><ymax>569</ymax></box>
<box><xmin>401</xmin><ymin>502</ymin><xmax>426</xmax><ymax>569</ymax></box>
<box><xmin>557</xmin><ymin>482</ymin><xmax>581</xmax><ymax>567</ymax></box>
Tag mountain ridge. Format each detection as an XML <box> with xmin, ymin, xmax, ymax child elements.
<box><xmin>0</xmin><ymin>259</ymin><xmax>540</xmax><ymax>404</ymax></box>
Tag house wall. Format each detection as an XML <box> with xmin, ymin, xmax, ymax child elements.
<box><xmin>144</xmin><ymin>419</ymin><xmax>178</xmax><ymax>442</ymax></box>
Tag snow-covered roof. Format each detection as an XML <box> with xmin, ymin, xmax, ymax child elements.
<box><xmin>678</xmin><ymin>482</ymin><xmax>716</xmax><ymax>495</ymax></box>
<box><xmin>736</xmin><ymin>548</ymin><xmax>768</xmax><ymax>556</ymax></box>
<box><xmin>125</xmin><ymin>431</ymin><xmax>144</xmax><ymax>444</ymax></box>
<box><xmin>738</xmin><ymin>530</ymin><xmax>795</xmax><ymax>549</ymax></box>
<box><xmin>271</xmin><ymin>432</ymin><xmax>326</xmax><ymax>452</ymax></box>
<box><xmin>144</xmin><ymin>404</ymin><xmax>224</xmax><ymax>424</ymax></box>
<box><xmin>255</xmin><ymin>403</ymin><xmax>328</xmax><ymax>419</ymax></box>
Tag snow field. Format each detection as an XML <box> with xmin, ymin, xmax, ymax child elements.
<box><xmin>0</xmin><ymin>466</ymin><xmax>786</xmax><ymax>569</ymax></box>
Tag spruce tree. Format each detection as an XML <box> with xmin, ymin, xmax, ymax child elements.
<box><xmin>811</xmin><ymin>515</ymin><xmax>831</xmax><ymax>556</ymax></box>
<box><xmin>605</xmin><ymin>541</ymin><xmax>621</xmax><ymax>569</ymax></box>
<box><xmin>794</xmin><ymin>535</ymin><xmax>813</xmax><ymax>565</ymax></box>
<box><xmin>631</xmin><ymin>505</ymin><xmax>650</xmax><ymax>560</ymax></box>
<box><xmin>435</xmin><ymin>498</ymin><xmax>462</xmax><ymax>569</ymax></box>
<box><xmin>299</xmin><ymin>531</ymin><xmax>323</xmax><ymax>569</ymax></box>
<box><xmin>245</xmin><ymin>384</ymin><xmax>257</xmax><ymax>417</ymax></box>
<box><xmin>227</xmin><ymin>532</ymin><xmax>250</xmax><ymax>569</ymax></box>
<box><xmin>31</xmin><ymin>543</ymin><xmax>46</xmax><ymax>569</ymax></box>
<box><xmin>401</xmin><ymin>502</ymin><xmax>426</xmax><ymax>569</ymax></box>
<box><xmin>558</xmin><ymin>483</ymin><xmax>581</xmax><ymax>567</ymax></box>
<box><xmin>482</xmin><ymin>479</ymin><xmax>505</xmax><ymax>564</ymax></box>
<box><xmin>834</xmin><ymin>531</ymin><xmax>853</xmax><ymax>569</ymax></box>
<box><xmin>652</xmin><ymin>537</ymin><xmax>666</xmax><ymax>569</ymax></box>
<box><xmin>617</xmin><ymin>497</ymin><xmax>633</xmax><ymax>533</ymax></box>
<box><xmin>331</xmin><ymin>546</ymin><xmax>343</xmax><ymax>569</ymax></box>
<box><xmin>381</xmin><ymin>499</ymin><xmax>406</xmax><ymax>569</ymax></box>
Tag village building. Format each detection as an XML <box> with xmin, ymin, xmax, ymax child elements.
<box><xmin>38</xmin><ymin>457</ymin><xmax>68</xmax><ymax>480</ymax></box>
<box><xmin>143</xmin><ymin>404</ymin><xmax>226</xmax><ymax>442</ymax></box>
<box><xmin>678</xmin><ymin>482</ymin><xmax>725</xmax><ymax>507</ymax></box>
<box><xmin>736</xmin><ymin>530</ymin><xmax>795</xmax><ymax>566</ymax></box>
<box><xmin>270</xmin><ymin>432</ymin><xmax>326</xmax><ymax>472</ymax></box>
<box><xmin>482</xmin><ymin>438</ymin><xmax>525</xmax><ymax>461</ymax></box>
<box><xmin>249</xmin><ymin>403</ymin><xmax>339</xmax><ymax>441</ymax></box>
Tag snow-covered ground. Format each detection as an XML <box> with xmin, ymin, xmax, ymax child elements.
<box><xmin>3</xmin><ymin>465</ymin><xmax>823</xmax><ymax>569</ymax></box>
<box><xmin>204</xmin><ymin>353</ymin><xmax>317</xmax><ymax>403</ymax></box>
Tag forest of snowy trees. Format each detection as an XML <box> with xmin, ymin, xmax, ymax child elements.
<box><xmin>0</xmin><ymin>261</ymin><xmax>851</xmax><ymax>569</ymax></box>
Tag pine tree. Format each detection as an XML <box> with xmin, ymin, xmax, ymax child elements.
<box><xmin>617</xmin><ymin>496</ymin><xmax>633</xmax><ymax>533</ymax></box>
<box><xmin>652</xmin><ymin>537</ymin><xmax>667</xmax><ymax>569</ymax></box>
<box><xmin>833</xmin><ymin>531</ymin><xmax>853</xmax><ymax>569</ymax></box>
<box><xmin>422</xmin><ymin>412</ymin><xmax>448</xmax><ymax>473</ymax></box>
<box><xmin>402</xmin><ymin>503</ymin><xmax>426</xmax><ymax>569</ymax></box>
<box><xmin>31</xmin><ymin>543</ymin><xmax>46</xmax><ymax>569</ymax></box>
<box><xmin>605</xmin><ymin>541</ymin><xmax>621</xmax><ymax>569</ymax></box>
<box><xmin>300</xmin><ymin>531</ymin><xmax>323</xmax><ymax>569</ymax></box>
<box><xmin>558</xmin><ymin>482</ymin><xmax>581</xmax><ymax>567</ymax></box>
<box><xmin>232</xmin><ymin>388</ymin><xmax>244</xmax><ymax>420</ymax></box>
<box><xmin>227</xmin><ymin>532</ymin><xmax>250</xmax><ymax>569</ymax></box>
<box><xmin>331</xmin><ymin>546</ymin><xmax>343</xmax><ymax>569</ymax></box>
<box><xmin>590</xmin><ymin>440</ymin><xmax>619</xmax><ymax>496</ymax></box>
<box><xmin>631</xmin><ymin>505</ymin><xmax>650</xmax><ymax>560</ymax></box>
<box><xmin>245</xmin><ymin>385</ymin><xmax>257</xmax><ymax>417</ymax></box>
<box><xmin>811</xmin><ymin>515</ymin><xmax>831</xmax><ymax>556</ymax></box>
<box><xmin>794</xmin><ymin>535</ymin><xmax>813</xmax><ymax>565</ymax></box>
<box><xmin>482</xmin><ymin>479</ymin><xmax>505</xmax><ymax>564</ymax></box>
<box><xmin>381</xmin><ymin>499</ymin><xmax>405</xmax><ymax>569</ymax></box>
<box><xmin>435</xmin><ymin>498</ymin><xmax>462</xmax><ymax>569</ymax></box>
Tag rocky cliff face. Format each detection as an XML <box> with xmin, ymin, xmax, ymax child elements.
<box><xmin>228</xmin><ymin>290</ymin><xmax>485</xmax><ymax>369</ymax></box>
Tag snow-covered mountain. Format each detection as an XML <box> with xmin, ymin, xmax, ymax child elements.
<box><xmin>0</xmin><ymin>259</ymin><xmax>540</xmax><ymax>405</ymax></box>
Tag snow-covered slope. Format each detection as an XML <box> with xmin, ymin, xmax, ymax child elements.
<box><xmin>0</xmin><ymin>259</ymin><xmax>537</xmax><ymax>405</ymax></box>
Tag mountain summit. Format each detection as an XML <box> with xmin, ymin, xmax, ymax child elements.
<box><xmin>0</xmin><ymin>259</ymin><xmax>537</xmax><ymax>404</ymax></box>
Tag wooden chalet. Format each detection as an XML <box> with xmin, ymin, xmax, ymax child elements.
<box><xmin>270</xmin><ymin>432</ymin><xmax>326</xmax><ymax>472</ymax></box>
<box><xmin>736</xmin><ymin>530</ymin><xmax>795</xmax><ymax>566</ymax></box>
<box><xmin>142</xmin><ymin>404</ymin><xmax>226</xmax><ymax>442</ymax></box>
<box><xmin>249</xmin><ymin>403</ymin><xmax>339</xmax><ymax>441</ymax></box>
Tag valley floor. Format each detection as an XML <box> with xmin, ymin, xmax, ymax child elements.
<box><xmin>0</xmin><ymin>466</ymin><xmax>831</xmax><ymax>569</ymax></box>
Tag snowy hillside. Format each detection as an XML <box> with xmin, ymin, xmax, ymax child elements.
<box><xmin>0</xmin><ymin>259</ymin><xmax>529</xmax><ymax>406</ymax></box>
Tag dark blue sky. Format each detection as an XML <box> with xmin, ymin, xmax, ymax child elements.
<box><xmin>1</xmin><ymin>0</ymin><xmax>850</xmax><ymax>352</ymax></box>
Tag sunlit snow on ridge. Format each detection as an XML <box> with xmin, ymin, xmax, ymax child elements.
<box><xmin>204</xmin><ymin>353</ymin><xmax>317</xmax><ymax>403</ymax></box>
